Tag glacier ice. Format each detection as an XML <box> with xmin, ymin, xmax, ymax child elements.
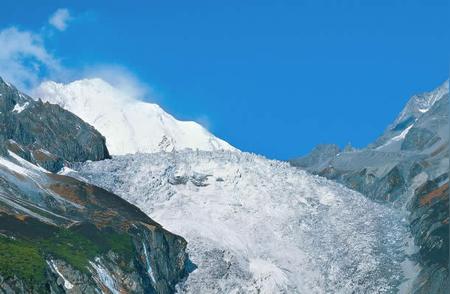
<box><xmin>70</xmin><ymin>150</ymin><xmax>417</xmax><ymax>293</ymax></box>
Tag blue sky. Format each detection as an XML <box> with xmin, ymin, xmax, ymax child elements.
<box><xmin>0</xmin><ymin>0</ymin><xmax>448</xmax><ymax>159</ymax></box>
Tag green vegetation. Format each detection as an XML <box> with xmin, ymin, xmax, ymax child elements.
<box><xmin>38</xmin><ymin>227</ymin><xmax>135</xmax><ymax>273</ymax></box>
<box><xmin>38</xmin><ymin>229</ymin><xmax>100</xmax><ymax>273</ymax></box>
<box><xmin>0</xmin><ymin>225</ymin><xmax>135</xmax><ymax>289</ymax></box>
<box><xmin>0</xmin><ymin>236</ymin><xmax>46</xmax><ymax>290</ymax></box>
<box><xmin>103</xmin><ymin>231</ymin><xmax>135</xmax><ymax>260</ymax></box>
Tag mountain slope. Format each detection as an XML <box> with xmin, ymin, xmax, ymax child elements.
<box><xmin>34</xmin><ymin>79</ymin><xmax>236</xmax><ymax>155</ymax></box>
<box><xmin>0</xmin><ymin>77</ymin><xmax>110</xmax><ymax>172</ymax></box>
<box><xmin>0</xmin><ymin>78</ymin><xmax>188</xmax><ymax>293</ymax></box>
<box><xmin>68</xmin><ymin>150</ymin><xmax>415</xmax><ymax>293</ymax></box>
<box><xmin>290</xmin><ymin>81</ymin><xmax>449</xmax><ymax>294</ymax></box>
<box><xmin>371</xmin><ymin>81</ymin><xmax>449</xmax><ymax>152</ymax></box>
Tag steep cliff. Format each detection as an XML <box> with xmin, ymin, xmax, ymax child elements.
<box><xmin>0</xmin><ymin>77</ymin><xmax>110</xmax><ymax>172</ymax></box>
<box><xmin>0</xmin><ymin>78</ymin><xmax>188</xmax><ymax>293</ymax></box>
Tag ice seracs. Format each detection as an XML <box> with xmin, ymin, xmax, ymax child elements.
<box><xmin>70</xmin><ymin>150</ymin><xmax>415</xmax><ymax>293</ymax></box>
<box><xmin>34</xmin><ymin>78</ymin><xmax>237</xmax><ymax>155</ymax></box>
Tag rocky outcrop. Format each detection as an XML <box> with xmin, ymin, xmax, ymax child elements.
<box><xmin>0</xmin><ymin>77</ymin><xmax>110</xmax><ymax>172</ymax></box>
<box><xmin>0</xmin><ymin>78</ymin><xmax>188</xmax><ymax>293</ymax></box>
<box><xmin>408</xmin><ymin>175</ymin><xmax>449</xmax><ymax>294</ymax></box>
<box><xmin>289</xmin><ymin>144</ymin><xmax>340</xmax><ymax>172</ymax></box>
<box><xmin>290</xmin><ymin>81</ymin><xmax>449</xmax><ymax>293</ymax></box>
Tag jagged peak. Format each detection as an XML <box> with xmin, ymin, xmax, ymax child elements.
<box><xmin>393</xmin><ymin>80</ymin><xmax>449</xmax><ymax>128</ymax></box>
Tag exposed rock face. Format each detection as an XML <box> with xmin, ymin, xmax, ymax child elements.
<box><xmin>0</xmin><ymin>77</ymin><xmax>110</xmax><ymax>172</ymax></box>
<box><xmin>0</xmin><ymin>78</ymin><xmax>188</xmax><ymax>293</ymax></box>
<box><xmin>408</xmin><ymin>175</ymin><xmax>449</xmax><ymax>293</ymax></box>
<box><xmin>290</xmin><ymin>81</ymin><xmax>449</xmax><ymax>293</ymax></box>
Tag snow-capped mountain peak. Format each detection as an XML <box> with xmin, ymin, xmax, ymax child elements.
<box><xmin>393</xmin><ymin>80</ymin><xmax>448</xmax><ymax>129</ymax></box>
<box><xmin>371</xmin><ymin>80</ymin><xmax>449</xmax><ymax>151</ymax></box>
<box><xmin>34</xmin><ymin>78</ymin><xmax>237</xmax><ymax>155</ymax></box>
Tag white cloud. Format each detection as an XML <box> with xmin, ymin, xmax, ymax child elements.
<box><xmin>0</xmin><ymin>25</ymin><xmax>150</xmax><ymax>101</ymax></box>
<box><xmin>49</xmin><ymin>8</ymin><xmax>72</xmax><ymax>31</ymax></box>
<box><xmin>195</xmin><ymin>115</ymin><xmax>213</xmax><ymax>130</ymax></box>
<box><xmin>0</xmin><ymin>10</ymin><xmax>157</xmax><ymax>107</ymax></box>
<box><xmin>81</xmin><ymin>65</ymin><xmax>151</xmax><ymax>101</ymax></box>
<box><xmin>0</xmin><ymin>27</ymin><xmax>62</xmax><ymax>91</ymax></box>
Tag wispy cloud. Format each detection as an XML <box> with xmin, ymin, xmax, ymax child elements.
<box><xmin>0</xmin><ymin>9</ymin><xmax>156</xmax><ymax>107</ymax></box>
<box><xmin>195</xmin><ymin>115</ymin><xmax>213</xmax><ymax>130</ymax></box>
<box><xmin>81</xmin><ymin>65</ymin><xmax>151</xmax><ymax>101</ymax></box>
<box><xmin>49</xmin><ymin>8</ymin><xmax>72</xmax><ymax>31</ymax></box>
<box><xmin>0</xmin><ymin>27</ymin><xmax>62</xmax><ymax>91</ymax></box>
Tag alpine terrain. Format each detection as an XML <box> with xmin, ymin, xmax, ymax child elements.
<box><xmin>34</xmin><ymin>79</ymin><xmax>236</xmax><ymax>155</ymax></box>
<box><xmin>1</xmin><ymin>73</ymin><xmax>446</xmax><ymax>294</ymax></box>
<box><xmin>290</xmin><ymin>81</ymin><xmax>449</xmax><ymax>293</ymax></box>
<box><xmin>0</xmin><ymin>77</ymin><xmax>188</xmax><ymax>293</ymax></box>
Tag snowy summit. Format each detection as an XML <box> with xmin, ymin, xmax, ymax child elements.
<box><xmin>34</xmin><ymin>78</ymin><xmax>237</xmax><ymax>155</ymax></box>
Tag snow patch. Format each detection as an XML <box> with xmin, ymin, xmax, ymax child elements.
<box><xmin>58</xmin><ymin>166</ymin><xmax>77</xmax><ymax>175</ymax></box>
<box><xmin>89</xmin><ymin>258</ymin><xmax>119</xmax><ymax>294</ymax></box>
<box><xmin>8</xmin><ymin>150</ymin><xmax>50</xmax><ymax>174</ymax></box>
<box><xmin>12</xmin><ymin>102</ymin><xmax>29</xmax><ymax>113</ymax></box>
<box><xmin>142</xmin><ymin>242</ymin><xmax>156</xmax><ymax>283</ymax></box>
<box><xmin>0</xmin><ymin>155</ymin><xmax>29</xmax><ymax>176</ymax></box>
<box><xmin>376</xmin><ymin>124</ymin><xmax>414</xmax><ymax>151</ymax></box>
<box><xmin>47</xmin><ymin>260</ymin><xmax>74</xmax><ymax>290</ymax></box>
<box><xmin>394</xmin><ymin>80</ymin><xmax>448</xmax><ymax>127</ymax></box>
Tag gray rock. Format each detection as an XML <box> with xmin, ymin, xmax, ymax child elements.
<box><xmin>0</xmin><ymin>77</ymin><xmax>110</xmax><ymax>172</ymax></box>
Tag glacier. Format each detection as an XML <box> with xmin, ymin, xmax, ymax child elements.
<box><xmin>69</xmin><ymin>150</ymin><xmax>417</xmax><ymax>293</ymax></box>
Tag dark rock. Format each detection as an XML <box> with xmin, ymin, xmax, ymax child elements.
<box><xmin>0</xmin><ymin>77</ymin><xmax>110</xmax><ymax>172</ymax></box>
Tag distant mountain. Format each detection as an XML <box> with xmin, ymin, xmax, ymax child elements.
<box><xmin>290</xmin><ymin>81</ymin><xmax>449</xmax><ymax>294</ymax></box>
<box><xmin>0</xmin><ymin>77</ymin><xmax>188</xmax><ymax>293</ymax></box>
<box><xmin>34</xmin><ymin>79</ymin><xmax>236</xmax><ymax>155</ymax></box>
<box><xmin>68</xmin><ymin>150</ymin><xmax>415</xmax><ymax>293</ymax></box>
<box><xmin>371</xmin><ymin>81</ymin><xmax>449</xmax><ymax>152</ymax></box>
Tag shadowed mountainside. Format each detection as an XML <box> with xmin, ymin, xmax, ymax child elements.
<box><xmin>0</xmin><ymin>78</ymin><xmax>188</xmax><ymax>293</ymax></box>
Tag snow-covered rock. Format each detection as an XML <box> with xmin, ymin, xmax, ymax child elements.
<box><xmin>34</xmin><ymin>78</ymin><xmax>236</xmax><ymax>155</ymax></box>
<box><xmin>70</xmin><ymin>150</ymin><xmax>415</xmax><ymax>294</ymax></box>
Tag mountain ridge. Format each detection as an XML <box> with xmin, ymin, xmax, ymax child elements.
<box><xmin>290</xmin><ymin>80</ymin><xmax>449</xmax><ymax>294</ymax></box>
